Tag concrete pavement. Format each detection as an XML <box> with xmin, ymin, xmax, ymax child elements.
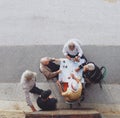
<box><xmin>102</xmin><ymin>113</ymin><xmax>120</xmax><ymax>118</ymax></box>
<box><xmin>0</xmin><ymin>109</ymin><xmax>102</xmax><ymax>118</ymax></box>
<box><xmin>0</xmin><ymin>45</ymin><xmax>120</xmax><ymax>83</ymax></box>
<box><xmin>0</xmin><ymin>110</ymin><xmax>25</xmax><ymax>118</ymax></box>
<box><xmin>0</xmin><ymin>83</ymin><xmax>120</xmax><ymax>113</ymax></box>
<box><xmin>0</xmin><ymin>45</ymin><xmax>120</xmax><ymax>118</ymax></box>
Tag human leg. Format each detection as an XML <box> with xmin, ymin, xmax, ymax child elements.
<box><xmin>30</xmin><ymin>86</ymin><xmax>44</xmax><ymax>95</ymax></box>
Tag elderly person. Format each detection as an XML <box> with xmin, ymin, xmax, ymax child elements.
<box><xmin>57</xmin><ymin>73</ymin><xmax>82</xmax><ymax>102</ymax></box>
<box><xmin>83</xmin><ymin>63</ymin><xmax>103</xmax><ymax>83</ymax></box>
<box><xmin>63</xmin><ymin>39</ymin><xmax>87</xmax><ymax>62</ymax></box>
<box><xmin>40</xmin><ymin>57</ymin><xmax>61</xmax><ymax>80</ymax></box>
<box><xmin>20</xmin><ymin>70</ymin><xmax>50</xmax><ymax>112</ymax></box>
<box><xmin>37</xmin><ymin>89</ymin><xmax>58</xmax><ymax>111</ymax></box>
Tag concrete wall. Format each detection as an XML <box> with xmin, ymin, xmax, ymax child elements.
<box><xmin>0</xmin><ymin>0</ymin><xmax>120</xmax><ymax>46</ymax></box>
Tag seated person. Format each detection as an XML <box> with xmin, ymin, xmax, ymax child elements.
<box><xmin>57</xmin><ymin>73</ymin><xmax>82</xmax><ymax>102</ymax></box>
<box><xmin>62</xmin><ymin>39</ymin><xmax>87</xmax><ymax>62</ymax></box>
<box><xmin>37</xmin><ymin>89</ymin><xmax>57</xmax><ymax>111</ymax></box>
<box><xmin>83</xmin><ymin>63</ymin><xmax>103</xmax><ymax>83</ymax></box>
<box><xmin>40</xmin><ymin>57</ymin><xmax>61</xmax><ymax>80</ymax></box>
<box><xmin>20</xmin><ymin>70</ymin><xmax>44</xmax><ymax>112</ymax></box>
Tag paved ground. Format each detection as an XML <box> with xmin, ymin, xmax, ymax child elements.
<box><xmin>0</xmin><ymin>0</ymin><xmax>120</xmax><ymax>117</ymax></box>
<box><xmin>0</xmin><ymin>45</ymin><xmax>120</xmax><ymax>115</ymax></box>
<box><xmin>102</xmin><ymin>113</ymin><xmax>120</xmax><ymax>118</ymax></box>
<box><xmin>0</xmin><ymin>0</ymin><xmax>120</xmax><ymax>46</ymax></box>
<box><xmin>0</xmin><ymin>45</ymin><xmax>120</xmax><ymax>83</ymax></box>
<box><xmin>0</xmin><ymin>83</ymin><xmax>120</xmax><ymax>112</ymax></box>
<box><xmin>0</xmin><ymin>110</ymin><xmax>25</xmax><ymax>118</ymax></box>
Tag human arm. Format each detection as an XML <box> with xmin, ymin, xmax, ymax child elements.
<box><xmin>70</xmin><ymin>73</ymin><xmax>80</xmax><ymax>83</ymax></box>
<box><xmin>75</xmin><ymin>62</ymin><xmax>87</xmax><ymax>72</ymax></box>
<box><xmin>43</xmin><ymin>68</ymin><xmax>61</xmax><ymax>79</ymax></box>
<box><xmin>30</xmin><ymin>105</ymin><xmax>37</xmax><ymax>112</ymax></box>
<box><xmin>56</xmin><ymin>81</ymin><xmax>69</xmax><ymax>97</ymax></box>
<box><xmin>62</xmin><ymin>44</ymin><xmax>68</xmax><ymax>57</ymax></box>
<box><xmin>75</xmin><ymin>42</ymin><xmax>83</xmax><ymax>57</ymax></box>
<box><xmin>24</xmin><ymin>90</ymin><xmax>37</xmax><ymax>112</ymax></box>
<box><xmin>50</xmin><ymin>58</ymin><xmax>61</xmax><ymax>62</ymax></box>
<box><xmin>63</xmin><ymin>48</ymin><xmax>71</xmax><ymax>60</ymax></box>
<box><xmin>74</xmin><ymin>56</ymin><xmax>80</xmax><ymax>62</ymax></box>
<box><xmin>40</xmin><ymin>64</ymin><xmax>61</xmax><ymax>80</ymax></box>
<box><xmin>56</xmin><ymin>81</ymin><xmax>64</xmax><ymax>94</ymax></box>
<box><xmin>66</xmin><ymin>55</ymin><xmax>71</xmax><ymax>60</ymax></box>
<box><xmin>62</xmin><ymin>44</ymin><xmax>71</xmax><ymax>60</ymax></box>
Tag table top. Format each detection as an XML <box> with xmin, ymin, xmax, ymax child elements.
<box><xmin>59</xmin><ymin>58</ymin><xmax>85</xmax><ymax>83</ymax></box>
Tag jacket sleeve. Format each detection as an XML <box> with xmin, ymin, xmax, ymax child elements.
<box><xmin>79</xmin><ymin>62</ymin><xmax>87</xmax><ymax>69</ymax></box>
<box><xmin>75</xmin><ymin>42</ymin><xmax>83</xmax><ymax>57</ymax></box>
<box><xmin>40</xmin><ymin>64</ymin><xmax>58</xmax><ymax>80</ymax></box>
<box><xmin>24</xmin><ymin>89</ymin><xmax>33</xmax><ymax>106</ymax></box>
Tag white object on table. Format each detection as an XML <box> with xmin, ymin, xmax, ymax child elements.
<box><xmin>59</xmin><ymin>58</ymin><xmax>85</xmax><ymax>83</ymax></box>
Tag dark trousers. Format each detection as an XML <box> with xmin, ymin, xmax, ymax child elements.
<box><xmin>68</xmin><ymin>53</ymin><xmax>79</xmax><ymax>58</ymax></box>
<box><xmin>30</xmin><ymin>85</ymin><xmax>43</xmax><ymax>95</ymax></box>
<box><xmin>47</xmin><ymin>62</ymin><xmax>60</xmax><ymax>80</ymax></box>
<box><xmin>67</xmin><ymin>53</ymin><xmax>87</xmax><ymax>69</ymax></box>
<box><xmin>68</xmin><ymin>53</ymin><xmax>87</xmax><ymax>61</ymax></box>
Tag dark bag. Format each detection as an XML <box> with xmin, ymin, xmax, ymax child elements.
<box><xmin>83</xmin><ymin>63</ymin><xmax>104</xmax><ymax>83</ymax></box>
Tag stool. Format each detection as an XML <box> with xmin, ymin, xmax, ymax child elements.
<box><xmin>65</xmin><ymin>99</ymin><xmax>81</xmax><ymax>109</ymax></box>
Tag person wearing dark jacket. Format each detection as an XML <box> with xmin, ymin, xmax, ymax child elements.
<box><xmin>82</xmin><ymin>62</ymin><xmax>103</xmax><ymax>83</ymax></box>
<box><xmin>37</xmin><ymin>89</ymin><xmax>57</xmax><ymax>111</ymax></box>
<box><xmin>40</xmin><ymin>57</ymin><xmax>61</xmax><ymax>80</ymax></box>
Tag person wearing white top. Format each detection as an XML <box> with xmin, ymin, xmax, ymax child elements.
<box><xmin>62</xmin><ymin>39</ymin><xmax>86</xmax><ymax>62</ymax></box>
<box><xmin>20</xmin><ymin>70</ymin><xmax>43</xmax><ymax>112</ymax></box>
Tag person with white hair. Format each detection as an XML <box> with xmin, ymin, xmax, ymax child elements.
<box><xmin>57</xmin><ymin>73</ymin><xmax>82</xmax><ymax>102</ymax></box>
<box><xmin>83</xmin><ymin>62</ymin><xmax>103</xmax><ymax>84</ymax></box>
<box><xmin>62</xmin><ymin>39</ymin><xmax>87</xmax><ymax>62</ymax></box>
<box><xmin>20</xmin><ymin>70</ymin><xmax>51</xmax><ymax>112</ymax></box>
<box><xmin>40</xmin><ymin>57</ymin><xmax>61</xmax><ymax>80</ymax></box>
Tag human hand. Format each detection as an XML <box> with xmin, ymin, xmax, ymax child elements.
<box><xmin>83</xmin><ymin>65</ymin><xmax>88</xmax><ymax>72</ymax></box>
<box><xmin>75</xmin><ymin>67</ymin><xmax>80</xmax><ymax>72</ymax></box>
<box><xmin>66</xmin><ymin>55</ymin><xmax>71</xmax><ymax>60</ymax></box>
<box><xmin>32</xmin><ymin>109</ymin><xmax>37</xmax><ymax>112</ymax></box>
<box><xmin>31</xmin><ymin>105</ymin><xmax>37</xmax><ymax>112</ymax></box>
<box><xmin>74</xmin><ymin>56</ymin><xmax>80</xmax><ymax>62</ymax></box>
<box><xmin>49</xmin><ymin>95</ymin><xmax>53</xmax><ymax>98</ymax></box>
<box><xmin>51</xmin><ymin>58</ymin><xmax>56</xmax><ymax>61</ymax></box>
<box><xmin>57</xmin><ymin>69</ymin><xmax>62</xmax><ymax>74</ymax></box>
<box><xmin>53</xmin><ymin>58</ymin><xmax>61</xmax><ymax>62</ymax></box>
<box><xmin>56</xmin><ymin>80</ymin><xmax>61</xmax><ymax>86</ymax></box>
<box><xmin>70</xmin><ymin>73</ymin><xmax>75</xmax><ymax>79</ymax></box>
